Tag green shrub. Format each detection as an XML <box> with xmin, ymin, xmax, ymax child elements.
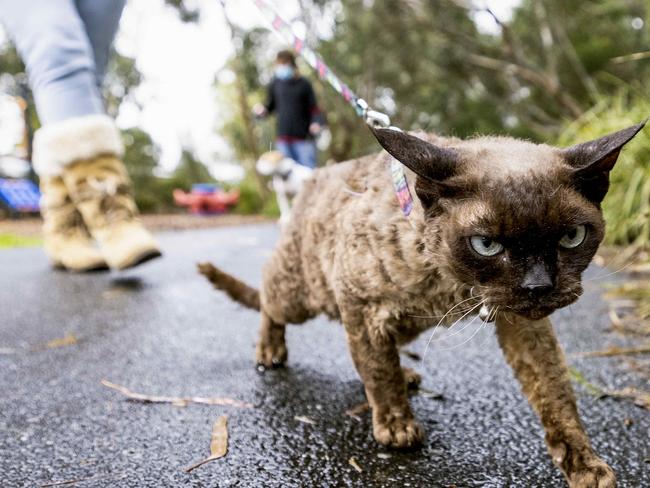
<box><xmin>557</xmin><ymin>94</ymin><xmax>650</xmax><ymax>246</ymax></box>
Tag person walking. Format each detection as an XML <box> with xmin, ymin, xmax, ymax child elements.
<box><xmin>0</xmin><ymin>0</ymin><xmax>161</xmax><ymax>272</ymax></box>
<box><xmin>254</xmin><ymin>50</ymin><xmax>325</xmax><ymax>169</ymax></box>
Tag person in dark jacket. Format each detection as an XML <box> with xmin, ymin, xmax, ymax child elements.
<box><xmin>254</xmin><ymin>50</ymin><xmax>325</xmax><ymax>168</ymax></box>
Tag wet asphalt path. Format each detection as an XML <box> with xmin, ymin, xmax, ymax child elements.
<box><xmin>0</xmin><ymin>223</ymin><xmax>648</xmax><ymax>487</ymax></box>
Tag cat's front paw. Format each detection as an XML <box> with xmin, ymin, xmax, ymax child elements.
<box><xmin>566</xmin><ymin>458</ymin><xmax>616</xmax><ymax>488</ymax></box>
<box><xmin>372</xmin><ymin>407</ymin><xmax>424</xmax><ymax>448</ymax></box>
<box><xmin>255</xmin><ymin>339</ymin><xmax>287</xmax><ymax>370</ymax></box>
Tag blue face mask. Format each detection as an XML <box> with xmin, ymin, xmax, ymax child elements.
<box><xmin>275</xmin><ymin>65</ymin><xmax>294</xmax><ymax>80</ymax></box>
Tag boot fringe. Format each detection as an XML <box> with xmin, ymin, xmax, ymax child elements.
<box><xmin>33</xmin><ymin>114</ymin><xmax>123</xmax><ymax>176</ymax></box>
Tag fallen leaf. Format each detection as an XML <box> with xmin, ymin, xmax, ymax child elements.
<box><xmin>572</xmin><ymin>344</ymin><xmax>650</xmax><ymax>358</ymax></box>
<box><xmin>294</xmin><ymin>415</ymin><xmax>316</xmax><ymax>425</ymax></box>
<box><xmin>348</xmin><ymin>456</ymin><xmax>363</xmax><ymax>473</ymax></box>
<box><xmin>419</xmin><ymin>388</ymin><xmax>445</xmax><ymax>400</ymax></box>
<box><xmin>609</xmin><ymin>308</ymin><xmax>623</xmax><ymax>328</ymax></box>
<box><xmin>401</xmin><ymin>349</ymin><xmax>422</xmax><ymax>361</ymax></box>
<box><xmin>37</xmin><ymin>334</ymin><xmax>78</xmax><ymax>351</ymax></box>
<box><xmin>623</xmin><ymin>417</ymin><xmax>633</xmax><ymax>428</ymax></box>
<box><xmin>185</xmin><ymin>416</ymin><xmax>229</xmax><ymax>472</ymax></box>
<box><xmin>344</xmin><ymin>402</ymin><xmax>370</xmax><ymax>421</ymax></box>
<box><xmin>101</xmin><ymin>380</ymin><xmax>253</xmax><ymax>408</ymax></box>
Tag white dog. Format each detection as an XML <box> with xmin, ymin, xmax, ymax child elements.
<box><xmin>256</xmin><ymin>150</ymin><xmax>313</xmax><ymax>224</ymax></box>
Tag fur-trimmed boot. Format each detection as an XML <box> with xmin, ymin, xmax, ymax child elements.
<box><xmin>33</xmin><ymin>115</ymin><xmax>161</xmax><ymax>270</ymax></box>
<box><xmin>39</xmin><ymin>175</ymin><xmax>108</xmax><ymax>272</ymax></box>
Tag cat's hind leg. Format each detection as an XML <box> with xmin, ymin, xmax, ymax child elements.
<box><xmin>255</xmin><ymin>311</ymin><xmax>287</xmax><ymax>370</ymax></box>
<box><xmin>256</xmin><ymin>242</ymin><xmax>314</xmax><ymax>370</ymax></box>
<box><xmin>496</xmin><ymin>313</ymin><xmax>615</xmax><ymax>488</ymax></box>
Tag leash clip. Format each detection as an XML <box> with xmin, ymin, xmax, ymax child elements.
<box><xmin>356</xmin><ymin>98</ymin><xmax>392</xmax><ymax>128</ymax></box>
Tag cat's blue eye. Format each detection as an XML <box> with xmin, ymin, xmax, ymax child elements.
<box><xmin>559</xmin><ymin>224</ymin><xmax>586</xmax><ymax>249</ymax></box>
<box><xmin>469</xmin><ymin>236</ymin><xmax>504</xmax><ymax>257</ymax></box>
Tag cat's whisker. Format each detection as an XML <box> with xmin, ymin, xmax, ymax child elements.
<box><xmin>475</xmin><ymin>322</ymin><xmax>494</xmax><ymax>350</ymax></box>
<box><xmin>437</xmin><ymin>311</ymin><xmax>485</xmax><ymax>351</ymax></box>
<box><xmin>432</xmin><ymin>305</ymin><xmax>483</xmax><ymax>343</ymax></box>
<box><xmin>582</xmin><ymin>260</ymin><xmax>637</xmax><ymax>282</ymax></box>
<box><xmin>422</xmin><ymin>300</ymin><xmax>483</xmax><ymax>358</ymax></box>
<box><xmin>439</xmin><ymin>305</ymin><xmax>499</xmax><ymax>352</ymax></box>
<box><xmin>427</xmin><ymin>300</ymin><xmax>483</xmax><ymax>346</ymax></box>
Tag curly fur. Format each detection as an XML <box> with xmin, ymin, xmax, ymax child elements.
<box><xmin>201</xmin><ymin>123</ymin><xmax>645</xmax><ymax>487</ymax></box>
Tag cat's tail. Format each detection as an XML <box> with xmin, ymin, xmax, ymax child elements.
<box><xmin>197</xmin><ymin>262</ymin><xmax>261</xmax><ymax>311</ymax></box>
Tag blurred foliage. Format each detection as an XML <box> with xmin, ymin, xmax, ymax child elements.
<box><xmin>122</xmin><ymin>128</ymin><xmax>218</xmax><ymax>213</ymax></box>
<box><xmin>217</xmin><ymin>0</ymin><xmax>648</xmax><ymax>164</ymax></box>
<box><xmin>229</xmin><ymin>172</ymin><xmax>280</xmax><ymax>217</ymax></box>
<box><xmin>558</xmin><ymin>93</ymin><xmax>650</xmax><ymax>247</ymax></box>
<box><xmin>104</xmin><ymin>53</ymin><xmax>142</xmax><ymax>117</ymax></box>
<box><xmin>2</xmin><ymin>0</ymin><xmax>649</xmax><ymax>224</ymax></box>
<box><xmin>0</xmin><ymin>42</ymin><xmax>23</xmax><ymax>75</ymax></box>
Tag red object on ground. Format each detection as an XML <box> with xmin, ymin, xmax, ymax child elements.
<box><xmin>173</xmin><ymin>186</ymin><xmax>240</xmax><ymax>215</ymax></box>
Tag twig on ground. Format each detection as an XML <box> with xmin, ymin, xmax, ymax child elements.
<box><xmin>571</xmin><ymin>344</ymin><xmax>650</xmax><ymax>358</ymax></box>
<box><xmin>41</xmin><ymin>473</ymin><xmax>122</xmax><ymax>487</ymax></box>
<box><xmin>294</xmin><ymin>415</ymin><xmax>316</xmax><ymax>425</ymax></box>
<box><xmin>101</xmin><ymin>380</ymin><xmax>253</xmax><ymax>408</ymax></box>
<box><xmin>569</xmin><ymin>368</ymin><xmax>650</xmax><ymax>410</ymax></box>
<box><xmin>345</xmin><ymin>402</ymin><xmax>370</xmax><ymax>421</ymax></box>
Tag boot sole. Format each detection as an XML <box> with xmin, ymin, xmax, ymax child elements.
<box><xmin>113</xmin><ymin>249</ymin><xmax>162</xmax><ymax>271</ymax></box>
<box><xmin>52</xmin><ymin>261</ymin><xmax>110</xmax><ymax>273</ymax></box>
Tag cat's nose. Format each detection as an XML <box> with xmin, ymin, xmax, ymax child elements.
<box><xmin>520</xmin><ymin>263</ymin><xmax>554</xmax><ymax>294</ymax></box>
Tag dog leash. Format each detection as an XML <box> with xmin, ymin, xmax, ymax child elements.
<box><xmin>245</xmin><ymin>0</ymin><xmax>415</xmax><ymax>218</ymax></box>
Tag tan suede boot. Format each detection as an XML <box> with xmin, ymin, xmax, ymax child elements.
<box><xmin>40</xmin><ymin>176</ymin><xmax>108</xmax><ymax>272</ymax></box>
<box><xmin>33</xmin><ymin>115</ymin><xmax>161</xmax><ymax>271</ymax></box>
<box><xmin>62</xmin><ymin>155</ymin><xmax>161</xmax><ymax>270</ymax></box>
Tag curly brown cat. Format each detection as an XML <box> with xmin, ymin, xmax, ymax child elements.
<box><xmin>199</xmin><ymin>121</ymin><xmax>646</xmax><ymax>488</ymax></box>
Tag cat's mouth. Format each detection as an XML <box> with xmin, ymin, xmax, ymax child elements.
<box><xmin>487</xmin><ymin>287</ymin><xmax>582</xmax><ymax>320</ymax></box>
<box><xmin>509</xmin><ymin>304</ymin><xmax>559</xmax><ymax>320</ymax></box>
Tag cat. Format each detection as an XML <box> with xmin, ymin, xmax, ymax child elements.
<box><xmin>199</xmin><ymin>120</ymin><xmax>645</xmax><ymax>488</ymax></box>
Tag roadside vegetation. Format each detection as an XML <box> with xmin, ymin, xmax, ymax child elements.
<box><xmin>0</xmin><ymin>233</ymin><xmax>41</xmax><ymax>248</ymax></box>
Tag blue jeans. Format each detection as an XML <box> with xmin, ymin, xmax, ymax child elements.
<box><xmin>0</xmin><ymin>0</ymin><xmax>125</xmax><ymax>125</ymax></box>
<box><xmin>276</xmin><ymin>139</ymin><xmax>317</xmax><ymax>168</ymax></box>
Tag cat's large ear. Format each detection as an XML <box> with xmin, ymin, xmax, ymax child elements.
<box><xmin>563</xmin><ymin>121</ymin><xmax>646</xmax><ymax>203</ymax></box>
<box><xmin>370</xmin><ymin>127</ymin><xmax>460</xmax><ymax>182</ymax></box>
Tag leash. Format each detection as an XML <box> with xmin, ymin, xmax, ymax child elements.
<box><xmin>250</xmin><ymin>0</ymin><xmax>394</xmax><ymax>130</ymax></box>
<box><xmin>245</xmin><ymin>0</ymin><xmax>414</xmax><ymax>218</ymax></box>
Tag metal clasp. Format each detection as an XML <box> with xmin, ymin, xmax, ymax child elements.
<box><xmin>356</xmin><ymin>98</ymin><xmax>392</xmax><ymax>128</ymax></box>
